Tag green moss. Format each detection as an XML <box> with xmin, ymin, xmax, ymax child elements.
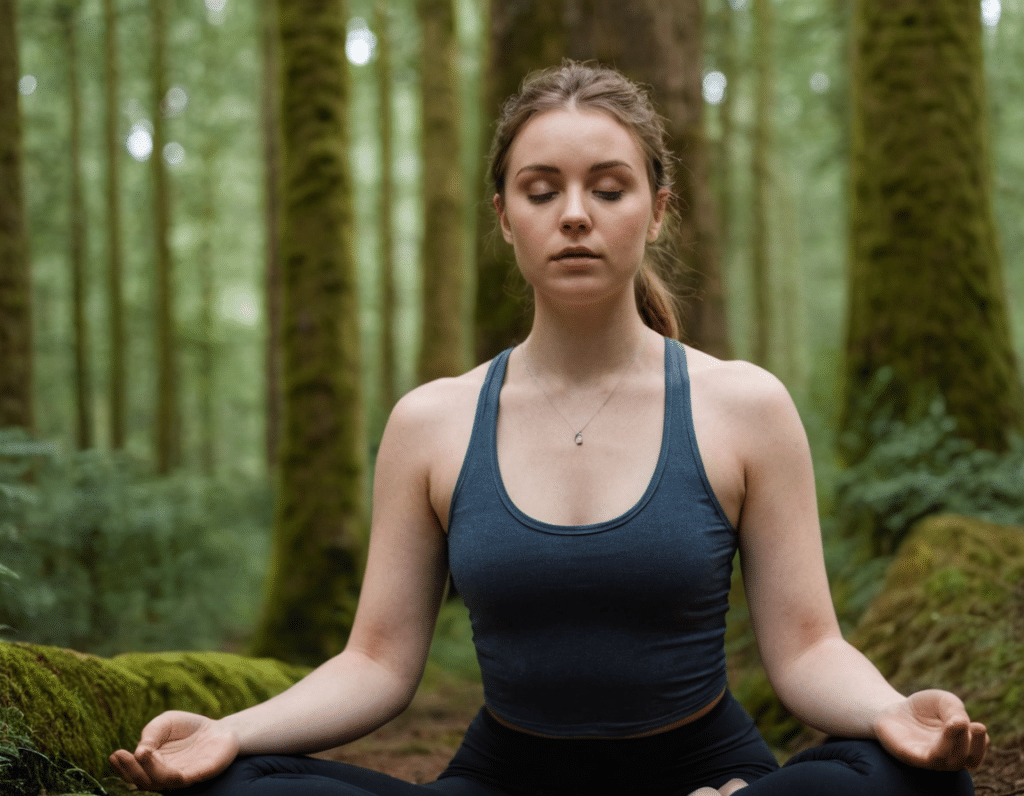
<box><xmin>851</xmin><ymin>514</ymin><xmax>1024</xmax><ymax>745</ymax></box>
<box><xmin>0</xmin><ymin>641</ymin><xmax>309</xmax><ymax>788</ymax></box>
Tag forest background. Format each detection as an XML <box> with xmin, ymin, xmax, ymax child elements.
<box><xmin>1</xmin><ymin>0</ymin><xmax>1024</xmax><ymax>748</ymax></box>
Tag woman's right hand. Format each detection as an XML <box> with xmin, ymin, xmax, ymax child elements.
<box><xmin>109</xmin><ymin>710</ymin><xmax>239</xmax><ymax>791</ymax></box>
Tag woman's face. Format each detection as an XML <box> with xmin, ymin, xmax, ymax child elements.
<box><xmin>494</xmin><ymin>107</ymin><xmax>668</xmax><ymax>310</ymax></box>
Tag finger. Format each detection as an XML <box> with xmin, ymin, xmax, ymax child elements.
<box><xmin>136</xmin><ymin>743</ymin><xmax>186</xmax><ymax>790</ymax></box>
<box><xmin>109</xmin><ymin>750</ymin><xmax>156</xmax><ymax>792</ymax></box>
<box><xmin>720</xmin><ymin>779</ymin><xmax>749</xmax><ymax>795</ymax></box>
<box><xmin>935</xmin><ymin>715</ymin><xmax>970</xmax><ymax>768</ymax></box>
<box><xmin>966</xmin><ymin>723</ymin><xmax>989</xmax><ymax>770</ymax></box>
<box><xmin>687</xmin><ymin>789</ymin><xmax>721</xmax><ymax>796</ymax></box>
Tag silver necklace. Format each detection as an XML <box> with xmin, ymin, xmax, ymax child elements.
<box><xmin>522</xmin><ymin>342</ymin><xmax>643</xmax><ymax>446</ymax></box>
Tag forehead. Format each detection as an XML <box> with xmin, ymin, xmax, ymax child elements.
<box><xmin>508</xmin><ymin>108</ymin><xmax>646</xmax><ymax>172</ymax></box>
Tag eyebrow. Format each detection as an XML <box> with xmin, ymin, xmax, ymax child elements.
<box><xmin>515</xmin><ymin>160</ymin><xmax>634</xmax><ymax>178</ymax></box>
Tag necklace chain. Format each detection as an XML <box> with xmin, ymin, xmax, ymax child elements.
<box><xmin>522</xmin><ymin>342</ymin><xmax>643</xmax><ymax>446</ymax></box>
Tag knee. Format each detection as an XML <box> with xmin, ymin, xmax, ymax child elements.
<box><xmin>787</xmin><ymin>739</ymin><xmax>974</xmax><ymax>796</ymax></box>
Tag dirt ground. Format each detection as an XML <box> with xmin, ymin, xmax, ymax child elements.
<box><xmin>313</xmin><ymin>677</ymin><xmax>1023</xmax><ymax>794</ymax></box>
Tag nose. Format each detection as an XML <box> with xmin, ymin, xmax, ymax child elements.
<box><xmin>560</xmin><ymin>188</ymin><xmax>591</xmax><ymax>234</ymax></box>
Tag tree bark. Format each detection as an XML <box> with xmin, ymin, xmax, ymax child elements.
<box><xmin>474</xmin><ymin>0</ymin><xmax>569</xmax><ymax>361</ymax></box>
<box><xmin>841</xmin><ymin>0</ymin><xmax>1024</xmax><ymax>463</ymax></box>
<box><xmin>150</xmin><ymin>0</ymin><xmax>179</xmax><ymax>473</ymax></box>
<box><xmin>375</xmin><ymin>0</ymin><xmax>396</xmax><ymax>410</ymax></box>
<box><xmin>416</xmin><ymin>0</ymin><xmax>468</xmax><ymax>383</ymax></box>
<box><xmin>262</xmin><ymin>0</ymin><xmax>283</xmax><ymax>473</ymax></box>
<box><xmin>251</xmin><ymin>0</ymin><xmax>367</xmax><ymax>665</ymax></box>
<box><xmin>58</xmin><ymin>0</ymin><xmax>93</xmax><ymax>450</ymax></box>
<box><xmin>0</xmin><ymin>0</ymin><xmax>33</xmax><ymax>431</ymax></box>
<box><xmin>103</xmin><ymin>0</ymin><xmax>126</xmax><ymax>450</ymax></box>
<box><xmin>749</xmin><ymin>0</ymin><xmax>774</xmax><ymax>370</ymax></box>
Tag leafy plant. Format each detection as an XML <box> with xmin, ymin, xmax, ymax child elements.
<box><xmin>0</xmin><ymin>706</ymin><xmax>106</xmax><ymax>795</ymax></box>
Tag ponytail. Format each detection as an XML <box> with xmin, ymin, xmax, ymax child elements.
<box><xmin>635</xmin><ymin>263</ymin><xmax>680</xmax><ymax>340</ymax></box>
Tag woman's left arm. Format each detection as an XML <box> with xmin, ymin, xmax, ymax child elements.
<box><xmin>732</xmin><ymin>367</ymin><xmax>987</xmax><ymax>771</ymax></box>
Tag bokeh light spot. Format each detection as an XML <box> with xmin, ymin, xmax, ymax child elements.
<box><xmin>703</xmin><ymin>71</ymin><xmax>727</xmax><ymax>106</ymax></box>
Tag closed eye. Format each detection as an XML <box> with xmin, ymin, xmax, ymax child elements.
<box><xmin>595</xmin><ymin>190</ymin><xmax>623</xmax><ymax>201</ymax></box>
<box><xmin>528</xmin><ymin>192</ymin><xmax>557</xmax><ymax>204</ymax></box>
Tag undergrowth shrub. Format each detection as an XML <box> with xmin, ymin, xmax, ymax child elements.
<box><xmin>0</xmin><ymin>429</ymin><xmax>272</xmax><ymax>656</ymax></box>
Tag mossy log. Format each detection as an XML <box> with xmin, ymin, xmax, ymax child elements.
<box><xmin>731</xmin><ymin>513</ymin><xmax>1023</xmax><ymax>753</ymax></box>
<box><xmin>851</xmin><ymin>513</ymin><xmax>1024</xmax><ymax>746</ymax></box>
<box><xmin>0</xmin><ymin>642</ymin><xmax>308</xmax><ymax>784</ymax></box>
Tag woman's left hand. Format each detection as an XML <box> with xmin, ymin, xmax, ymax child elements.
<box><xmin>873</xmin><ymin>689</ymin><xmax>988</xmax><ymax>770</ymax></box>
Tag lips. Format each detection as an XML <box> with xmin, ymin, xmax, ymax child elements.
<box><xmin>553</xmin><ymin>247</ymin><xmax>600</xmax><ymax>260</ymax></box>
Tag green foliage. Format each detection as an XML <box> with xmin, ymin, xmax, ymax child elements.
<box><xmin>0</xmin><ymin>430</ymin><xmax>271</xmax><ymax>655</ymax></box>
<box><xmin>0</xmin><ymin>706</ymin><xmax>106</xmax><ymax>796</ymax></box>
<box><xmin>832</xmin><ymin>369</ymin><xmax>1024</xmax><ymax>558</ymax></box>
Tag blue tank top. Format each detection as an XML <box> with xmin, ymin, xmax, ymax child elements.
<box><xmin>447</xmin><ymin>338</ymin><xmax>737</xmax><ymax>737</ymax></box>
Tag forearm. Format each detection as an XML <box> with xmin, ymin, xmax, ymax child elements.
<box><xmin>218</xmin><ymin>649</ymin><xmax>418</xmax><ymax>756</ymax></box>
<box><xmin>768</xmin><ymin>635</ymin><xmax>905</xmax><ymax>738</ymax></box>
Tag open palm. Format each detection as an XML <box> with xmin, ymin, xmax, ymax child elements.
<box><xmin>873</xmin><ymin>690</ymin><xmax>988</xmax><ymax>771</ymax></box>
<box><xmin>109</xmin><ymin>710</ymin><xmax>239</xmax><ymax>791</ymax></box>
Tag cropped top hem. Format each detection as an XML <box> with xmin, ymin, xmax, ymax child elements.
<box><xmin>483</xmin><ymin>673</ymin><xmax>731</xmax><ymax>738</ymax></box>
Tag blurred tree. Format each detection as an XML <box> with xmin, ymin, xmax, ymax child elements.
<box><xmin>749</xmin><ymin>0</ymin><xmax>774</xmax><ymax>369</ymax></box>
<box><xmin>262</xmin><ymin>0</ymin><xmax>283</xmax><ymax>472</ymax></box>
<box><xmin>709</xmin><ymin>0</ymin><xmax>738</xmax><ymax>269</ymax></box>
<box><xmin>150</xmin><ymin>0</ymin><xmax>179</xmax><ymax>473</ymax></box>
<box><xmin>102</xmin><ymin>0</ymin><xmax>126</xmax><ymax>451</ymax></box>
<box><xmin>841</xmin><ymin>0</ymin><xmax>1024</xmax><ymax>463</ymax></box>
<box><xmin>375</xmin><ymin>0</ymin><xmax>397</xmax><ymax>409</ymax></box>
<box><xmin>0</xmin><ymin>0</ymin><xmax>32</xmax><ymax>431</ymax></box>
<box><xmin>251</xmin><ymin>0</ymin><xmax>366</xmax><ymax>665</ymax></box>
<box><xmin>474</xmin><ymin>0</ymin><xmax>568</xmax><ymax>361</ymax></box>
<box><xmin>569</xmin><ymin>0</ymin><xmax>731</xmax><ymax>357</ymax></box>
<box><xmin>56</xmin><ymin>0</ymin><xmax>93</xmax><ymax>450</ymax></box>
<box><xmin>416</xmin><ymin>0</ymin><xmax>469</xmax><ymax>383</ymax></box>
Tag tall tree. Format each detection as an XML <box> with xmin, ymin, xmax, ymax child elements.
<box><xmin>262</xmin><ymin>0</ymin><xmax>283</xmax><ymax>471</ymax></box>
<box><xmin>57</xmin><ymin>0</ymin><xmax>93</xmax><ymax>450</ymax></box>
<box><xmin>150</xmin><ymin>0</ymin><xmax>179</xmax><ymax>473</ymax></box>
<box><xmin>375</xmin><ymin>0</ymin><xmax>397</xmax><ymax>410</ymax></box>
<box><xmin>251</xmin><ymin>0</ymin><xmax>367</xmax><ymax>665</ymax></box>
<box><xmin>749</xmin><ymin>0</ymin><xmax>774</xmax><ymax>369</ymax></box>
<box><xmin>474</xmin><ymin>0</ymin><xmax>568</xmax><ymax>361</ymax></box>
<box><xmin>416</xmin><ymin>0</ymin><xmax>468</xmax><ymax>383</ymax></box>
<box><xmin>569</xmin><ymin>0</ymin><xmax>731</xmax><ymax>357</ymax></box>
<box><xmin>0</xmin><ymin>0</ymin><xmax>32</xmax><ymax>431</ymax></box>
<box><xmin>103</xmin><ymin>0</ymin><xmax>126</xmax><ymax>449</ymax></box>
<box><xmin>840</xmin><ymin>0</ymin><xmax>1024</xmax><ymax>463</ymax></box>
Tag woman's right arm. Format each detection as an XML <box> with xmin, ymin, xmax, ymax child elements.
<box><xmin>110</xmin><ymin>386</ymin><xmax>454</xmax><ymax>789</ymax></box>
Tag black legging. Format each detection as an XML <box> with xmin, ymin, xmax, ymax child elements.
<box><xmin>177</xmin><ymin>693</ymin><xmax>974</xmax><ymax>796</ymax></box>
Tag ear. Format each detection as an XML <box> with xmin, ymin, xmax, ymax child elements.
<box><xmin>647</xmin><ymin>188</ymin><xmax>670</xmax><ymax>243</ymax></box>
<box><xmin>493</xmin><ymin>193</ymin><xmax>513</xmax><ymax>243</ymax></box>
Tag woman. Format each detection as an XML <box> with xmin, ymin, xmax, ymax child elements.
<box><xmin>111</xmin><ymin>62</ymin><xmax>987</xmax><ymax>796</ymax></box>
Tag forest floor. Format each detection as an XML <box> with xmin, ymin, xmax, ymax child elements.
<box><xmin>310</xmin><ymin>674</ymin><xmax>1024</xmax><ymax>795</ymax></box>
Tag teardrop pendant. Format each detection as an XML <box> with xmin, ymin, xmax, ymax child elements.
<box><xmin>574</xmin><ymin>432</ymin><xmax>583</xmax><ymax>445</ymax></box>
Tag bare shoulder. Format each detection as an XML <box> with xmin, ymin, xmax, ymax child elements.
<box><xmin>383</xmin><ymin>360</ymin><xmax>491</xmax><ymax>449</ymax></box>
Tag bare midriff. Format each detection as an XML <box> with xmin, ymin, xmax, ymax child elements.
<box><xmin>486</xmin><ymin>686</ymin><xmax>727</xmax><ymax>740</ymax></box>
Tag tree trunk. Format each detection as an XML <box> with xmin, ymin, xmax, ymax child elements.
<box><xmin>749</xmin><ymin>0</ymin><xmax>774</xmax><ymax>370</ymax></box>
<box><xmin>0</xmin><ymin>0</ymin><xmax>33</xmax><ymax>431</ymax></box>
<box><xmin>375</xmin><ymin>0</ymin><xmax>396</xmax><ymax>410</ymax></box>
<box><xmin>262</xmin><ymin>0</ymin><xmax>283</xmax><ymax>473</ymax></box>
<box><xmin>58</xmin><ymin>0</ymin><xmax>94</xmax><ymax>451</ymax></box>
<box><xmin>566</xmin><ymin>0</ymin><xmax>730</xmax><ymax>355</ymax></box>
<box><xmin>416</xmin><ymin>0</ymin><xmax>468</xmax><ymax>383</ymax></box>
<box><xmin>150</xmin><ymin>0</ymin><xmax>179</xmax><ymax>473</ymax></box>
<box><xmin>251</xmin><ymin>0</ymin><xmax>367</xmax><ymax>665</ymax></box>
<box><xmin>840</xmin><ymin>0</ymin><xmax>1024</xmax><ymax>463</ymax></box>
<box><xmin>474</xmin><ymin>0</ymin><xmax>569</xmax><ymax>361</ymax></box>
<box><xmin>103</xmin><ymin>0</ymin><xmax>126</xmax><ymax>450</ymax></box>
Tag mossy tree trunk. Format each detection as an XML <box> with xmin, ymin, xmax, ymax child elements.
<box><xmin>416</xmin><ymin>0</ymin><xmax>468</xmax><ymax>383</ymax></box>
<box><xmin>749</xmin><ymin>0</ymin><xmax>774</xmax><ymax>370</ymax></box>
<box><xmin>262</xmin><ymin>0</ymin><xmax>283</xmax><ymax>473</ymax></box>
<box><xmin>569</xmin><ymin>0</ymin><xmax>730</xmax><ymax>356</ymax></box>
<box><xmin>840</xmin><ymin>0</ymin><xmax>1024</xmax><ymax>464</ymax></box>
<box><xmin>375</xmin><ymin>0</ymin><xmax>397</xmax><ymax>410</ymax></box>
<box><xmin>474</xmin><ymin>0</ymin><xmax>568</xmax><ymax>361</ymax></box>
<box><xmin>58</xmin><ymin>0</ymin><xmax>94</xmax><ymax>451</ymax></box>
<box><xmin>251</xmin><ymin>0</ymin><xmax>367</xmax><ymax>666</ymax></box>
<box><xmin>710</xmin><ymin>0</ymin><xmax>738</xmax><ymax>269</ymax></box>
<box><xmin>150</xmin><ymin>0</ymin><xmax>179</xmax><ymax>474</ymax></box>
<box><xmin>103</xmin><ymin>0</ymin><xmax>126</xmax><ymax>450</ymax></box>
<box><xmin>0</xmin><ymin>0</ymin><xmax>32</xmax><ymax>432</ymax></box>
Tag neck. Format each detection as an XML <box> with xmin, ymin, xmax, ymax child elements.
<box><xmin>522</xmin><ymin>293</ymin><xmax>653</xmax><ymax>384</ymax></box>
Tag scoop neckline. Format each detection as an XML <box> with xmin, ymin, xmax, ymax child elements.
<box><xmin>489</xmin><ymin>338</ymin><xmax>673</xmax><ymax>536</ymax></box>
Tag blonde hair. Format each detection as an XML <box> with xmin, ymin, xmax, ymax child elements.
<box><xmin>489</xmin><ymin>61</ymin><xmax>680</xmax><ymax>339</ymax></box>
